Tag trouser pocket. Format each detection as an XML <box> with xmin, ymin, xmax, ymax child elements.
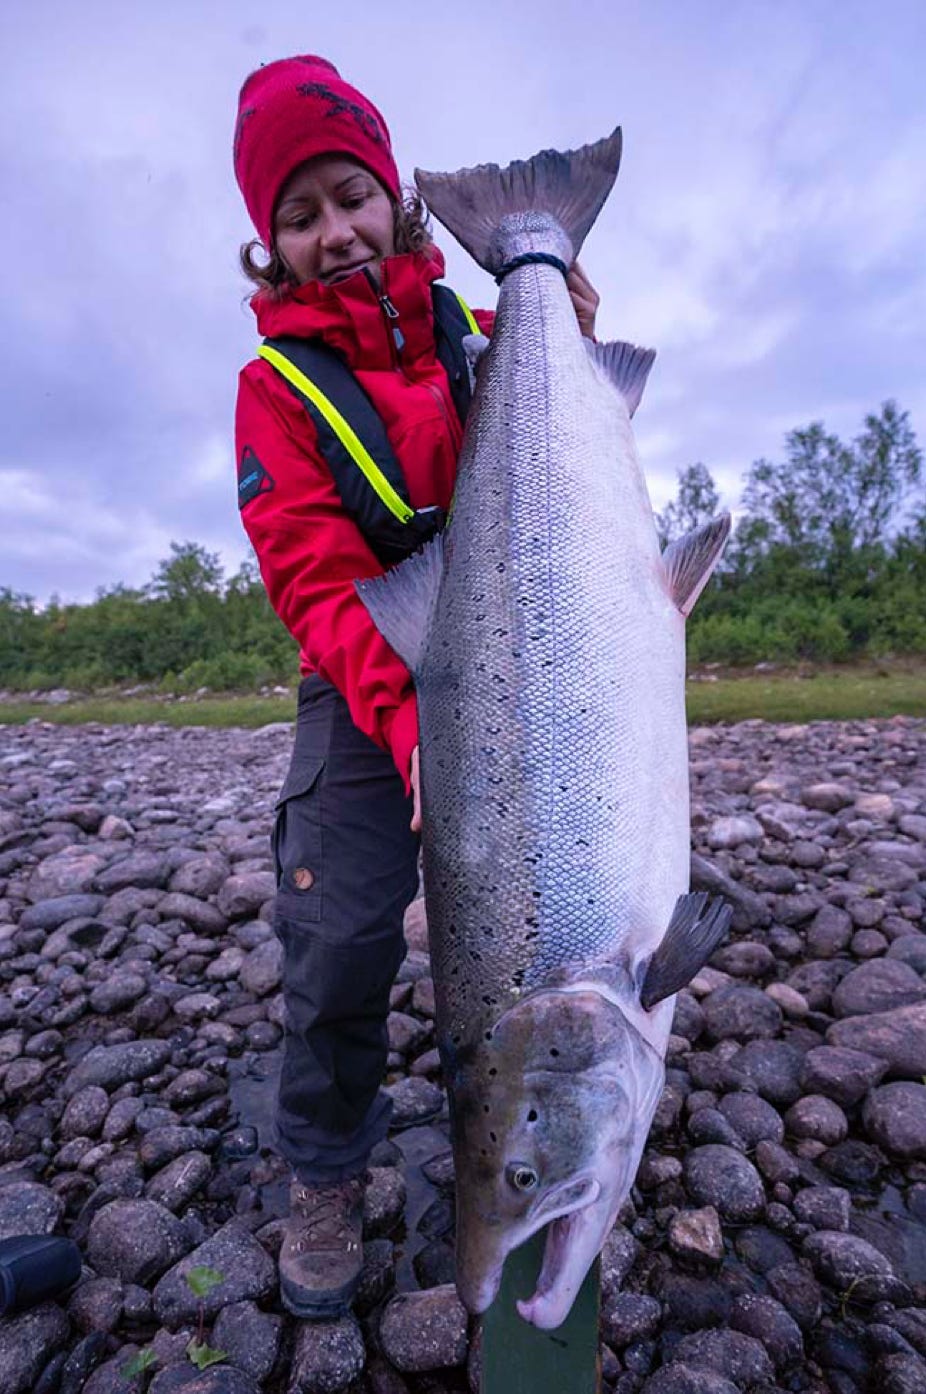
<box><xmin>272</xmin><ymin>752</ymin><xmax>326</xmax><ymax>924</ymax></box>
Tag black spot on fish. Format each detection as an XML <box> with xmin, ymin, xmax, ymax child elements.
<box><xmin>528</xmin><ymin>1109</ymin><xmax>538</xmax><ymax>1122</ymax></box>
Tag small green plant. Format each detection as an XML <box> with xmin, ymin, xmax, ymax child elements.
<box><xmin>121</xmin><ymin>1347</ymin><xmax>157</xmax><ymax>1381</ymax></box>
<box><xmin>187</xmin><ymin>1338</ymin><xmax>229</xmax><ymax>1371</ymax></box>
<box><xmin>183</xmin><ymin>1265</ymin><xmax>227</xmax><ymax>1370</ymax></box>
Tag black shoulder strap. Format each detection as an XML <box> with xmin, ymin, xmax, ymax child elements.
<box><xmin>431</xmin><ymin>284</ymin><xmax>475</xmax><ymax>427</ymax></box>
<box><xmin>261</xmin><ymin>335</ymin><xmax>442</xmax><ymax>566</ymax></box>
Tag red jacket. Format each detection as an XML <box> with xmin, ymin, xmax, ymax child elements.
<box><xmin>235</xmin><ymin>249</ymin><xmax>494</xmax><ymax>791</ymax></box>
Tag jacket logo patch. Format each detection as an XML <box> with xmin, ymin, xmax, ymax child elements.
<box><xmin>237</xmin><ymin>446</ymin><xmax>274</xmax><ymax>509</ymax></box>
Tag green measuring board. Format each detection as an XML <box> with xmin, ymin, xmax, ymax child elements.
<box><xmin>480</xmin><ymin>1231</ymin><xmax>601</xmax><ymax>1393</ymax></box>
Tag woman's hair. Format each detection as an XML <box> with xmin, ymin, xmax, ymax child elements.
<box><xmin>239</xmin><ymin>186</ymin><xmax>433</xmax><ymax>297</ymax></box>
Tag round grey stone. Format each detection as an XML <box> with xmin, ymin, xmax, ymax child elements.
<box><xmin>379</xmin><ymin>1285</ymin><xmax>469</xmax><ymax>1371</ymax></box>
<box><xmin>0</xmin><ymin>1302</ymin><xmax>70</xmax><ymax>1394</ymax></box>
<box><xmin>827</xmin><ymin>1002</ymin><xmax>926</xmax><ymax>1078</ymax></box>
<box><xmin>89</xmin><ymin>973</ymin><xmax>148</xmax><ymax>1015</ymax></box>
<box><xmin>801</xmin><ymin>1044</ymin><xmax>888</xmax><ymax>1106</ymax></box>
<box><xmin>601</xmin><ymin>1292</ymin><xmax>662</xmax><ymax>1347</ymax></box>
<box><xmin>832</xmin><ymin>959</ymin><xmax>926</xmax><ymax>1018</ymax></box>
<box><xmin>863</xmin><ymin>1082</ymin><xmax>926</xmax><ymax>1159</ymax></box>
<box><xmin>238</xmin><ymin>939</ymin><xmax>283</xmax><ymax>996</ymax></box>
<box><xmin>87</xmin><ymin>1198</ymin><xmax>190</xmax><ymax>1284</ymax></box>
<box><xmin>730</xmin><ymin>1291</ymin><xmax>804</xmax><ymax>1370</ymax></box>
<box><xmin>684</xmin><ymin>1145</ymin><xmax>765</xmax><ymax>1222</ymax></box>
<box><xmin>803</xmin><ymin>1230</ymin><xmax>896</xmax><ymax>1296</ymax></box>
<box><xmin>287</xmin><ymin>1314</ymin><xmax>365</xmax><ymax>1393</ymax></box>
<box><xmin>703</xmin><ymin>984</ymin><xmax>782</xmax><ymax>1042</ymax></box>
<box><xmin>63</xmin><ymin>1039</ymin><xmax>172</xmax><ymax>1098</ymax></box>
<box><xmin>210</xmin><ymin>1301</ymin><xmax>282</xmax><ymax>1382</ymax></box>
<box><xmin>718</xmin><ymin>1091</ymin><xmax>784</xmax><ymax>1147</ymax></box>
<box><xmin>152</xmin><ymin>1221</ymin><xmax>276</xmax><ymax>1326</ymax></box>
<box><xmin>641</xmin><ymin>1365</ymin><xmax>740</xmax><ymax>1394</ymax></box>
<box><xmin>671</xmin><ymin>1328</ymin><xmax>775</xmax><ymax>1387</ymax></box>
<box><xmin>724</xmin><ymin>1039</ymin><xmax>805</xmax><ymax>1104</ymax></box>
<box><xmin>785</xmin><ymin>1095</ymin><xmax>849</xmax><ymax>1146</ymax></box>
<box><xmin>0</xmin><ymin>1181</ymin><xmax>63</xmax><ymax>1240</ymax></box>
<box><xmin>60</xmin><ymin>1084</ymin><xmax>111</xmax><ymax>1139</ymax></box>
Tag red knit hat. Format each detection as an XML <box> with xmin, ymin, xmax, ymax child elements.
<box><xmin>234</xmin><ymin>56</ymin><xmax>401</xmax><ymax>248</ymax></box>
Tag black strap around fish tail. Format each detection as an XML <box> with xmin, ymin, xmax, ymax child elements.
<box><xmin>494</xmin><ymin>252</ymin><xmax>570</xmax><ymax>284</ymax></box>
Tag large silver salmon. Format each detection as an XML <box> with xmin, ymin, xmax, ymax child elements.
<box><xmin>358</xmin><ymin>132</ymin><xmax>731</xmax><ymax>1330</ymax></box>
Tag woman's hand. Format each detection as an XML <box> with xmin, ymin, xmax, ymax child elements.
<box><xmin>568</xmin><ymin>261</ymin><xmax>599</xmax><ymax>340</ymax></box>
<box><xmin>410</xmin><ymin>746</ymin><xmax>422</xmax><ymax>833</ymax></box>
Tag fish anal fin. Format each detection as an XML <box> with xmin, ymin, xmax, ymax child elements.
<box><xmin>585</xmin><ymin>340</ymin><xmax>656</xmax><ymax>417</ymax></box>
<box><xmin>638</xmin><ymin>891</ymin><xmax>732</xmax><ymax>1011</ymax></box>
<box><xmin>662</xmin><ymin>513</ymin><xmax>731</xmax><ymax>617</ymax></box>
<box><xmin>354</xmin><ymin>534</ymin><xmax>444</xmax><ymax>674</ymax></box>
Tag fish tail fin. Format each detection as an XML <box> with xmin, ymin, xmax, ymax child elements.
<box><xmin>415</xmin><ymin>129</ymin><xmax>622</xmax><ymax>275</ymax></box>
<box><xmin>586</xmin><ymin>340</ymin><xmax>656</xmax><ymax>416</ymax></box>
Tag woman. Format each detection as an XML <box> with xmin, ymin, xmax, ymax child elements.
<box><xmin>233</xmin><ymin>54</ymin><xmax>598</xmax><ymax>1317</ymax></box>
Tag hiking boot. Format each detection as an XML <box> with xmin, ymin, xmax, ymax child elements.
<box><xmin>279</xmin><ymin>1174</ymin><xmax>366</xmax><ymax>1318</ymax></box>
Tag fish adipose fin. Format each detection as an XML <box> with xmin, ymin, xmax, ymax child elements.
<box><xmin>638</xmin><ymin>892</ymin><xmax>733</xmax><ymax>1010</ymax></box>
<box><xmin>662</xmin><ymin>513</ymin><xmax>732</xmax><ymax>617</ymax></box>
<box><xmin>415</xmin><ymin>129</ymin><xmax>622</xmax><ymax>275</ymax></box>
<box><xmin>585</xmin><ymin>340</ymin><xmax>656</xmax><ymax>417</ymax></box>
<box><xmin>355</xmin><ymin>534</ymin><xmax>444</xmax><ymax>674</ymax></box>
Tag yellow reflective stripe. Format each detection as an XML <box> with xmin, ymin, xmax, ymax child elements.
<box><xmin>454</xmin><ymin>293</ymin><xmax>480</xmax><ymax>336</ymax></box>
<box><xmin>257</xmin><ymin>344</ymin><xmax>414</xmax><ymax>524</ymax></box>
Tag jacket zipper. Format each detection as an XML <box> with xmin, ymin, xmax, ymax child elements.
<box><xmin>364</xmin><ymin>266</ymin><xmax>462</xmax><ymax>452</ymax></box>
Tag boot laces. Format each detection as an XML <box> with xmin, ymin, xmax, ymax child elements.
<box><xmin>294</xmin><ymin>1177</ymin><xmax>364</xmax><ymax>1247</ymax></box>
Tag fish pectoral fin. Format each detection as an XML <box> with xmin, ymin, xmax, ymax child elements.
<box><xmin>661</xmin><ymin>513</ymin><xmax>731</xmax><ymax>617</ymax></box>
<box><xmin>585</xmin><ymin>340</ymin><xmax>656</xmax><ymax>417</ymax></box>
<box><xmin>354</xmin><ymin>533</ymin><xmax>444</xmax><ymax>674</ymax></box>
<box><xmin>638</xmin><ymin>892</ymin><xmax>732</xmax><ymax>1010</ymax></box>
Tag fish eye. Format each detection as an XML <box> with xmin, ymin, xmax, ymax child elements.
<box><xmin>506</xmin><ymin>1162</ymin><xmax>539</xmax><ymax>1192</ymax></box>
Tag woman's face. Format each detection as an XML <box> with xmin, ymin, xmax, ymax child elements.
<box><xmin>274</xmin><ymin>155</ymin><xmax>396</xmax><ymax>288</ymax></box>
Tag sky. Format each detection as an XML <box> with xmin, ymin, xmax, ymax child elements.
<box><xmin>2</xmin><ymin>0</ymin><xmax>925</xmax><ymax>603</ymax></box>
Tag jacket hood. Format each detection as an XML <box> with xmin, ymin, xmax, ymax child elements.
<box><xmin>251</xmin><ymin>248</ymin><xmax>449</xmax><ymax>373</ymax></box>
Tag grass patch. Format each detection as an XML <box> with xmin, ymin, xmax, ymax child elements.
<box><xmin>0</xmin><ymin>661</ymin><xmax>923</xmax><ymax>729</ymax></box>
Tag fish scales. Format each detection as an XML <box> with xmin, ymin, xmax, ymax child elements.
<box><xmin>359</xmin><ymin>132</ymin><xmax>732</xmax><ymax>1330</ymax></box>
<box><xmin>421</xmin><ymin>263</ymin><xmax>687</xmax><ymax>1045</ymax></box>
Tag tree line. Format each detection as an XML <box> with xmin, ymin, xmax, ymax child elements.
<box><xmin>0</xmin><ymin>400</ymin><xmax>923</xmax><ymax>692</ymax></box>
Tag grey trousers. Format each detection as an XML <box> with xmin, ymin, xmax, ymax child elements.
<box><xmin>271</xmin><ymin>675</ymin><xmax>419</xmax><ymax>1183</ymax></box>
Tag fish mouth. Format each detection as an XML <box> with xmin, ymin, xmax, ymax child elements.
<box><xmin>457</xmin><ymin>1175</ymin><xmax>603</xmax><ymax>1322</ymax></box>
<box><xmin>515</xmin><ymin>1178</ymin><xmax>610</xmax><ymax>1330</ymax></box>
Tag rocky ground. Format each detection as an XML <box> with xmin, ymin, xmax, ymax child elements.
<box><xmin>0</xmin><ymin>716</ymin><xmax>924</xmax><ymax>1394</ymax></box>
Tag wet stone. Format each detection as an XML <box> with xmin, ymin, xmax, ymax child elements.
<box><xmin>785</xmin><ymin>1095</ymin><xmax>849</xmax><ymax>1146</ymax></box>
<box><xmin>145</xmin><ymin>1150</ymin><xmax>213</xmax><ymax>1210</ymax></box>
<box><xmin>63</xmin><ymin>1038</ymin><xmax>172</xmax><ymax>1098</ymax></box>
<box><xmin>660</xmin><ymin>1273</ymin><xmax>732</xmax><ymax>1331</ymax></box>
<box><xmin>765</xmin><ymin>1262</ymin><xmax>823</xmax><ymax>1330</ymax></box>
<box><xmin>803</xmin><ymin>1230</ymin><xmax>897</xmax><ymax>1297</ymax></box>
<box><xmin>385</xmin><ymin>1076</ymin><xmax>444</xmax><ymax>1127</ymax></box>
<box><xmin>378</xmin><ymin>1285</ymin><xmax>469</xmax><ymax>1372</ymax></box>
<box><xmin>363</xmin><ymin>1165</ymin><xmax>407</xmax><ymax>1238</ymax></box>
<box><xmin>793</xmin><ymin>1185</ymin><xmax>851</xmax><ymax>1231</ymax></box>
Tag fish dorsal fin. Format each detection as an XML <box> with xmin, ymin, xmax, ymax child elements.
<box><xmin>585</xmin><ymin>340</ymin><xmax>656</xmax><ymax>417</ymax></box>
<box><xmin>638</xmin><ymin>892</ymin><xmax>732</xmax><ymax>1010</ymax></box>
<box><xmin>355</xmin><ymin>534</ymin><xmax>444</xmax><ymax>674</ymax></box>
<box><xmin>662</xmin><ymin>513</ymin><xmax>731</xmax><ymax>617</ymax></box>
